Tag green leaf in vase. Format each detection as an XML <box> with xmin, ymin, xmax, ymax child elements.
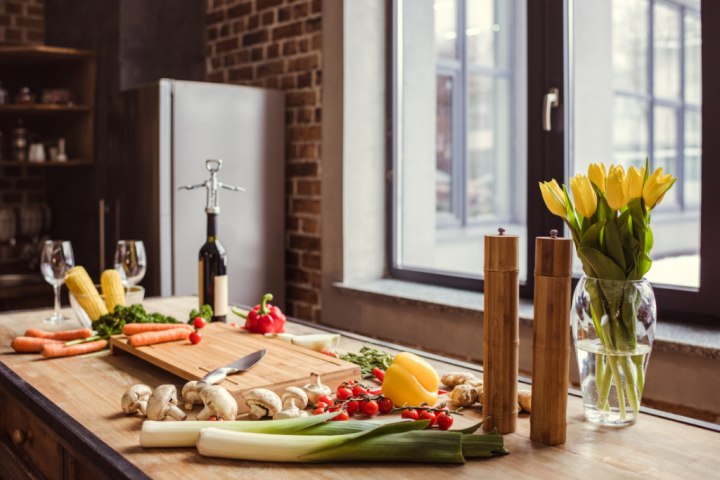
<box><xmin>604</xmin><ymin>218</ymin><xmax>626</xmax><ymax>273</ymax></box>
<box><xmin>578</xmin><ymin>247</ymin><xmax>626</xmax><ymax>281</ymax></box>
<box><xmin>581</xmin><ymin>221</ymin><xmax>604</xmax><ymax>250</ymax></box>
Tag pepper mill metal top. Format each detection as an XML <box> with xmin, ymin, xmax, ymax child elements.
<box><xmin>179</xmin><ymin>159</ymin><xmax>244</xmax><ymax>214</ymax></box>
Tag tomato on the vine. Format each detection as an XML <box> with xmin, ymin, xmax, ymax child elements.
<box><xmin>378</xmin><ymin>397</ymin><xmax>394</xmax><ymax>414</ymax></box>
<box><xmin>192</xmin><ymin>316</ymin><xmax>207</xmax><ymax>329</ymax></box>
<box><xmin>345</xmin><ymin>400</ymin><xmax>360</xmax><ymax>416</ymax></box>
<box><xmin>360</xmin><ymin>399</ymin><xmax>379</xmax><ymax>416</ymax></box>
<box><xmin>401</xmin><ymin>409</ymin><xmax>419</xmax><ymax>420</ymax></box>
<box><xmin>336</xmin><ymin>387</ymin><xmax>352</xmax><ymax>401</ymax></box>
<box><xmin>314</xmin><ymin>407</ymin><xmax>325</xmax><ymax>415</ymax></box>
<box><xmin>188</xmin><ymin>331</ymin><xmax>203</xmax><ymax>345</ymax></box>
<box><xmin>315</xmin><ymin>401</ymin><xmax>328</xmax><ymax>410</ymax></box>
<box><xmin>317</xmin><ymin>395</ymin><xmax>335</xmax><ymax>406</ymax></box>
<box><xmin>352</xmin><ymin>385</ymin><xmax>367</xmax><ymax>397</ymax></box>
<box><xmin>436</xmin><ymin>412</ymin><xmax>454</xmax><ymax>430</ymax></box>
<box><xmin>418</xmin><ymin>410</ymin><xmax>437</xmax><ymax>427</ymax></box>
<box><xmin>330</xmin><ymin>411</ymin><xmax>349</xmax><ymax>421</ymax></box>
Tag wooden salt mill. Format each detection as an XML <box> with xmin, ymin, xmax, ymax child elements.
<box><xmin>482</xmin><ymin>227</ymin><xmax>519</xmax><ymax>434</ymax></box>
<box><xmin>531</xmin><ymin>229</ymin><xmax>573</xmax><ymax>445</ymax></box>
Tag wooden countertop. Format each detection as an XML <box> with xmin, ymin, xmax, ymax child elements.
<box><xmin>0</xmin><ymin>296</ymin><xmax>718</xmax><ymax>479</ymax></box>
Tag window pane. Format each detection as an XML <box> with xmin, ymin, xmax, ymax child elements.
<box><xmin>466</xmin><ymin>0</ymin><xmax>511</xmax><ymax>69</ymax></box>
<box><xmin>684</xmin><ymin>109</ymin><xmax>701</xmax><ymax>207</ymax></box>
<box><xmin>436</xmin><ymin>75</ymin><xmax>454</xmax><ymax>216</ymax></box>
<box><xmin>435</xmin><ymin>0</ymin><xmax>458</xmax><ymax>59</ymax></box>
<box><xmin>467</xmin><ymin>75</ymin><xmax>510</xmax><ymax>220</ymax></box>
<box><xmin>654</xmin><ymin>2</ymin><xmax>681</xmax><ymax>100</ymax></box>
<box><xmin>612</xmin><ymin>0</ymin><xmax>648</xmax><ymax>94</ymax></box>
<box><xmin>685</xmin><ymin>13</ymin><xmax>701</xmax><ymax>105</ymax></box>
<box><xmin>653</xmin><ymin>105</ymin><xmax>679</xmax><ymax>209</ymax></box>
<box><xmin>613</xmin><ymin>96</ymin><xmax>648</xmax><ymax>169</ymax></box>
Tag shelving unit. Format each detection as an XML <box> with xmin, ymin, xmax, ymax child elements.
<box><xmin>0</xmin><ymin>46</ymin><xmax>96</xmax><ymax>167</ymax></box>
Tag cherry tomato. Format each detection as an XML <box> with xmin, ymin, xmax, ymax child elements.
<box><xmin>401</xmin><ymin>409</ymin><xmax>419</xmax><ymax>420</ymax></box>
<box><xmin>317</xmin><ymin>394</ymin><xmax>335</xmax><ymax>406</ymax></box>
<box><xmin>378</xmin><ymin>397</ymin><xmax>394</xmax><ymax>414</ymax></box>
<box><xmin>352</xmin><ymin>385</ymin><xmax>367</xmax><ymax>397</ymax></box>
<box><xmin>314</xmin><ymin>407</ymin><xmax>325</xmax><ymax>415</ymax></box>
<box><xmin>208</xmin><ymin>416</ymin><xmax>217</xmax><ymax>421</ymax></box>
<box><xmin>435</xmin><ymin>405</ymin><xmax>449</xmax><ymax>415</ymax></box>
<box><xmin>347</xmin><ymin>380</ymin><xmax>356</xmax><ymax>385</ymax></box>
<box><xmin>345</xmin><ymin>400</ymin><xmax>360</xmax><ymax>416</ymax></box>
<box><xmin>360</xmin><ymin>399</ymin><xmax>379</xmax><ymax>416</ymax></box>
<box><xmin>189</xmin><ymin>331</ymin><xmax>203</xmax><ymax>345</ymax></box>
<box><xmin>192</xmin><ymin>316</ymin><xmax>207</xmax><ymax>329</ymax></box>
<box><xmin>315</xmin><ymin>401</ymin><xmax>328</xmax><ymax>410</ymax></box>
<box><xmin>328</xmin><ymin>405</ymin><xmax>342</xmax><ymax>413</ymax></box>
<box><xmin>418</xmin><ymin>410</ymin><xmax>437</xmax><ymax>427</ymax></box>
<box><xmin>336</xmin><ymin>387</ymin><xmax>353</xmax><ymax>401</ymax></box>
<box><xmin>330</xmin><ymin>411</ymin><xmax>349</xmax><ymax>421</ymax></box>
<box><xmin>436</xmin><ymin>412</ymin><xmax>454</xmax><ymax>430</ymax></box>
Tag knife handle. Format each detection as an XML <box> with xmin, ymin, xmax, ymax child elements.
<box><xmin>197</xmin><ymin>368</ymin><xmax>231</xmax><ymax>388</ymax></box>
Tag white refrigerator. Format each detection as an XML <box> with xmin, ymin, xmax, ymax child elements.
<box><xmin>110</xmin><ymin>79</ymin><xmax>286</xmax><ymax>308</ymax></box>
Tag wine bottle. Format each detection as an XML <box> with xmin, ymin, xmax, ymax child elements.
<box><xmin>199</xmin><ymin>213</ymin><xmax>227</xmax><ymax>322</ymax></box>
<box><xmin>180</xmin><ymin>159</ymin><xmax>244</xmax><ymax>322</ymax></box>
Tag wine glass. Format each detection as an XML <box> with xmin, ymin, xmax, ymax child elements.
<box><xmin>40</xmin><ymin>240</ymin><xmax>75</xmax><ymax>324</ymax></box>
<box><xmin>114</xmin><ymin>240</ymin><xmax>147</xmax><ymax>286</ymax></box>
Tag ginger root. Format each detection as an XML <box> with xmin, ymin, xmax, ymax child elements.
<box><xmin>518</xmin><ymin>389</ymin><xmax>532</xmax><ymax>413</ymax></box>
<box><xmin>441</xmin><ymin>371</ymin><xmax>482</xmax><ymax>388</ymax></box>
<box><xmin>449</xmin><ymin>384</ymin><xmax>483</xmax><ymax>407</ymax></box>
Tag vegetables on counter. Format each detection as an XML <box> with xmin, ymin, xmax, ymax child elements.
<box><xmin>65</xmin><ymin>266</ymin><xmax>109</xmax><ymax>321</ymax></box>
<box><xmin>302</xmin><ymin>373</ymin><xmax>332</xmax><ymax>406</ymax></box>
<box><xmin>121</xmin><ymin>384</ymin><xmax>153</xmax><ymax>416</ymax></box>
<box><xmin>188</xmin><ymin>331</ymin><xmax>203</xmax><ymax>345</ymax></box>
<box><xmin>231</xmin><ymin>293</ymin><xmax>286</xmax><ymax>334</ymax></box>
<box><xmin>339</xmin><ymin>346</ymin><xmax>393</xmax><ymax>378</ymax></box>
<box><xmin>128</xmin><ymin>328</ymin><xmax>192</xmax><ymax>348</ymax></box>
<box><xmin>442</xmin><ymin>370</ymin><xmax>532</xmax><ymax>413</ymax></box>
<box><xmin>264</xmin><ymin>333</ymin><xmax>340</xmax><ymax>355</ymax></box>
<box><xmin>243</xmin><ymin>388</ymin><xmax>283</xmax><ymax>419</ymax></box>
<box><xmin>146</xmin><ymin>385</ymin><xmax>187</xmax><ymax>421</ymax></box>
<box><xmin>197</xmin><ymin>386</ymin><xmax>238</xmax><ymax>421</ymax></box>
<box><xmin>196</xmin><ymin>419</ymin><xmax>507</xmax><ymax>464</ymax></box>
<box><xmin>282</xmin><ymin>387</ymin><xmax>308</xmax><ymax>410</ymax></box>
<box><xmin>181</xmin><ymin>381</ymin><xmax>205</xmax><ymax>410</ymax></box>
<box><xmin>121</xmin><ymin>323</ymin><xmax>193</xmax><ymax>336</ymax></box>
<box><xmin>24</xmin><ymin>328</ymin><xmax>93</xmax><ymax>341</ymax></box>
<box><xmin>11</xmin><ymin>336</ymin><xmax>63</xmax><ymax>353</ymax></box>
<box><xmin>41</xmin><ymin>339</ymin><xmax>108</xmax><ymax>358</ymax></box>
<box><xmin>188</xmin><ymin>304</ymin><xmax>213</xmax><ymax>325</ymax></box>
<box><xmin>381</xmin><ymin>352</ymin><xmax>440</xmax><ymax>407</ymax></box>
<box><xmin>100</xmin><ymin>269</ymin><xmax>126</xmax><ymax>313</ymax></box>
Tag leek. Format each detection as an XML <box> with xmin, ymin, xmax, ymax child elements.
<box><xmin>196</xmin><ymin>420</ymin><xmax>507</xmax><ymax>464</ymax></box>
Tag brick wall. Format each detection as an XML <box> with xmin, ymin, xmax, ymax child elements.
<box><xmin>205</xmin><ymin>0</ymin><xmax>323</xmax><ymax>322</ymax></box>
<box><xmin>0</xmin><ymin>0</ymin><xmax>46</xmax><ymax>208</ymax></box>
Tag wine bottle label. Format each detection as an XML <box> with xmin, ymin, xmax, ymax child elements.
<box><xmin>198</xmin><ymin>260</ymin><xmax>204</xmax><ymax>306</ymax></box>
<box><xmin>214</xmin><ymin>274</ymin><xmax>228</xmax><ymax>316</ymax></box>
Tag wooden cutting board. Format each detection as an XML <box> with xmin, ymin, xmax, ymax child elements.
<box><xmin>110</xmin><ymin>322</ymin><xmax>361</xmax><ymax>412</ymax></box>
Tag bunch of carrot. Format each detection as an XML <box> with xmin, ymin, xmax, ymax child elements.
<box><xmin>122</xmin><ymin>323</ymin><xmax>193</xmax><ymax>347</ymax></box>
<box><xmin>11</xmin><ymin>328</ymin><xmax>108</xmax><ymax>358</ymax></box>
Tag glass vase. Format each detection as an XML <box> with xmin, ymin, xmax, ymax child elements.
<box><xmin>571</xmin><ymin>275</ymin><xmax>656</xmax><ymax>426</ymax></box>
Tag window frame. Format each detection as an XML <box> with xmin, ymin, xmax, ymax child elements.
<box><xmin>388</xmin><ymin>0</ymin><xmax>720</xmax><ymax>324</ymax></box>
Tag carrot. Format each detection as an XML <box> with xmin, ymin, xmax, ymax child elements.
<box><xmin>41</xmin><ymin>339</ymin><xmax>108</xmax><ymax>358</ymax></box>
<box><xmin>128</xmin><ymin>328</ymin><xmax>191</xmax><ymax>348</ymax></box>
<box><xmin>24</xmin><ymin>328</ymin><xmax>94</xmax><ymax>341</ymax></box>
<box><xmin>122</xmin><ymin>323</ymin><xmax>192</xmax><ymax>336</ymax></box>
<box><xmin>11</xmin><ymin>336</ymin><xmax>64</xmax><ymax>353</ymax></box>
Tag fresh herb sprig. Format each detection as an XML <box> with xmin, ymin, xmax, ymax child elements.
<box><xmin>187</xmin><ymin>304</ymin><xmax>213</xmax><ymax>324</ymax></box>
<box><xmin>340</xmin><ymin>346</ymin><xmax>394</xmax><ymax>378</ymax></box>
<box><xmin>91</xmin><ymin>304</ymin><xmax>179</xmax><ymax>340</ymax></box>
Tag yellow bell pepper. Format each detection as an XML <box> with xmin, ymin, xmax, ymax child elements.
<box><xmin>381</xmin><ymin>352</ymin><xmax>440</xmax><ymax>407</ymax></box>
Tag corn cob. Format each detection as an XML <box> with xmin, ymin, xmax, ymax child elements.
<box><xmin>101</xmin><ymin>269</ymin><xmax>126</xmax><ymax>313</ymax></box>
<box><xmin>65</xmin><ymin>266</ymin><xmax>108</xmax><ymax>321</ymax></box>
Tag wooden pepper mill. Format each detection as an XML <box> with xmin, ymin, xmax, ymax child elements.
<box><xmin>531</xmin><ymin>229</ymin><xmax>573</xmax><ymax>445</ymax></box>
<box><xmin>483</xmin><ymin>227</ymin><xmax>519</xmax><ymax>434</ymax></box>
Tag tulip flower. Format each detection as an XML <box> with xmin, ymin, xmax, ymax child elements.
<box><xmin>539</xmin><ymin>179</ymin><xmax>567</xmax><ymax>218</ymax></box>
<box><xmin>643</xmin><ymin>167</ymin><xmax>677</xmax><ymax>209</ymax></box>
<box><xmin>588</xmin><ymin>162</ymin><xmax>607</xmax><ymax>193</ymax></box>
<box><xmin>570</xmin><ymin>174</ymin><xmax>597</xmax><ymax>218</ymax></box>
<box><xmin>606</xmin><ymin>165</ymin><xmax>629</xmax><ymax>210</ymax></box>
<box><xmin>626</xmin><ymin>166</ymin><xmax>645</xmax><ymax>199</ymax></box>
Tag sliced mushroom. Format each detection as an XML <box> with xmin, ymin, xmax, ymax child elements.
<box><xmin>197</xmin><ymin>386</ymin><xmax>238</xmax><ymax>421</ymax></box>
<box><xmin>274</xmin><ymin>398</ymin><xmax>309</xmax><ymax>420</ymax></box>
<box><xmin>121</xmin><ymin>384</ymin><xmax>152</xmax><ymax>416</ymax></box>
<box><xmin>181</xmin><ymin>381</ymin><xmax>205</xmax><ymax>410</ymax></box>
<box><xmin>243</xmin><ymin>388</ymin><xmax>282</xmax><ymax>420</ymax></box>
<box><xmin>146</xmin><ymin>385</ymin><xmax>187</xmax><ymax>421</ymax></box>
<box><xmin>282</xmin><ymin>386</ymin><xmax>308</xmax><ymax>410</ymax></box>
<box><xmin>302</xmin><ymin>373</ymin><xmax>331</xmax><ymax>407</ymax></box>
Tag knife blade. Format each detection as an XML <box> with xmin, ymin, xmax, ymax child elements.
<box><xmin>197</xmin><ymin>349</ymin><xmax>267</xmax><ymax>387</ymax></box>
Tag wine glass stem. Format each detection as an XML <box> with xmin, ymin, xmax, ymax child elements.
<box><xmin>53</xmin><ymin>284</ymin><xmax>62</xmax><ymax>318</ymax></box>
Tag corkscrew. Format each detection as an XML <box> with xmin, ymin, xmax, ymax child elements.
<box><xmin>179</xmin><ymin>159</ymin><xmax>244</xmax><ymax>214</ymax></box>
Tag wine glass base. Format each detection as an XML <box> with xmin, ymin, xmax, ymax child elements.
<box><xmin>44</xmin><ymin>313</ymin><xmax>71</xmax><ymax>324</ymax></box>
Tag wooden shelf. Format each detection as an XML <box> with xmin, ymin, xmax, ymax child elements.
<box><xmin>0</xmin><ymin>160</ymin><xmax>92</xmax><ymax>167</ymax></box>
<box><xmin>0</xmin><ymin>104</ymin><xmax>91</xmax><ymax>114</ymax></box>
<box><xmin>0</xmin><ymin>46</ymin><xmax>94</xmax><ymax>65</ymax></box>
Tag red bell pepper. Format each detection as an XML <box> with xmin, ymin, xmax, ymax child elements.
<box><xmin>239</xmin><ymin>293</ymin><xmax>286</xmax><ymax>334</ymax></box>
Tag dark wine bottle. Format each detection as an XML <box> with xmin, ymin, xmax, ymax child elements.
<box><xmin>198</xmin><ymin>213</ymin><xmax>227</xmax><ymax>322</ymax></box>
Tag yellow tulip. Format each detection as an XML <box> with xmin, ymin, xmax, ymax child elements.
<box><xmin>539</xmin><ymin>180</ymin><xmax>566</xmax><ymax>218</ymax></box>
<box><xmin>643</xmin><ymin>167</ymin><xmax>677</xmax><ymax>209</ymax></box>
<box><xmin>570</xmin><ymin>174</ymin><xmax>597</xmax><ymax>218</ymax></box>
<box><xmin>606</xmin><ymin>165</ymin><xmax>629</xmax><ymax>210</ymax></box>
<box><xmin>626</xmin><ymin>166</ymin><xmax>645</xmax><ymax>199</ymax></box>
<box><xmin>588</xmin><ymin>162</ymin><xmax>607</xmax><ymax>192</ymax></box>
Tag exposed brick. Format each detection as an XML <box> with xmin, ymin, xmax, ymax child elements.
<box><xmin>292</xmin><ymin>198</ymin><xmax>320</xmax><ymax>214</ymax></box>
<box><xmin>297</xmin><ymin>179</ymin><xmax>321</xmax><ymax>196</ymax></box>
<box><xmin>227</xmin><ymin>2</ymin><xmax>252</xmax><ymax>19</ymax></box>
<box><xmin>288</xmin><ymin>54</ymin><xmax>318</xmax><ymax>72</ymax></box>
<box><xmin>257</xmin><ymin>0</ymin><xmax>283</xmax><ymax>11</ymax></box>
<box><xmin>264</xmin><ymin>76</ymin><xmax>280</xmax><ymax>88</ymax></box>
<box><xmin>296</xmin><ymin>107</ymin><xmax>313</xmax><ymax>123</ymax></box>
<box><xmin>215</xmin><ymin>37</ymin><xmax>238</xmax><ymax>53</ymax></box>
<box><xmin>278</xmin><ymin>6</ymin><xmax>291</xmax><ymax>22</ymax></box>
<box><xmin>206</xmin><ymin>9</ymin><xmax>225</xmax><ymax>25</ymax></box>
<box><xmin>27</xmin><ymin>6</ymin><xmax>43</xmax><ymax>16</ymax></box>
<box><xmin>257</xmin><ymin>59</ymin><xmax>284</xmax><ymax>77</ymax></box>
<box><xmin>287</xmin><ymin>267</ymin><xmax>310</xmax><ymax>284</ymax></box>
<box><xmin>207</xmin><ymin>71</ymin><xmax>226</xmax><ymax>83</ymax></box>
<box><xmin>251</xmin><ymin>46</ymin><xmax>263</xmax><ymax>61</ymax></box>
<box><xmin>305</xmin><ymin>17</ymin><xmax>321</xmax><ymax>33</ymax></box>
<box><xmin>311</xmin><ymin>0</ymin><xmax>321</xmax><ymax>14</ymax></box>
<box><xmin>228</xmin><ymin>66</ymin><xmax>254</xmax><ymax>81</ymax></box>
<box><xmin>298</xmin><ymin>38</ymin><xmax>309</xmax><ymax>53</ymax></box>
<box><xmin>248</xmin><ymin>13</ymin><xmax>260</xmax><ymax>30</ymax></box>
<box><xmin>243</xmin><ymin>29</ymin><xmax>268</xmax><ymax>46</ymax></box>
<box><xmin>280</xmin><ymin>75</ymin><xmax>295</xmax><ymax>89</ymax></box>
<box><xmin>267</xmin><ymin>43</ymin><xmax>280</xmax><ymax>59</ymax></box>
<box><xmin>16</xmin><ymin>17</ymin><xmax>42</xmax><ymax>29</ymax></box>
<box><xmin>286</xmin><ymin>250</ymin><xmax>300</xmax><ymax>267</ymax></box>
<box><xmin>297</xmin><ymin>71</ymin><xmax>312</xmax><ymax>88</ymax></box>
<box><xmin>289</xmin><ymin>234</ymin><xmax>321</xmax><ymax>252</ymax></box>
<box><xmin>286</xmin><ymin>216</ymin><xmax>300</xmax><ymax>230</ymax></box>
<box><xmin>311</xmin><ymin>33</ymin><xmax>321</xmax><ymax>50</ymax></box>
<box><xmin>309</xmin><ymin>272</ymin><xmax>321</xmax><ymax>288</ymax></box>
<box><xmin>314</xmin><ymin>107</ymin><xmax>321</xmax><ymax>122</ymax></box>
<box><xmin>282</xmin><ymin>39</ymin><xmax>297</xmax><ymax>56</ymax></box>
<box><xmin>301</xmin><ymin>217</ymin><xmax>319</xmax><ymax>234</ymax></box>
<box><xmin>289</xmin><ymin>125</ymin><xmax>321</xmax><ymax>141</ymax></box>
<box><xmin>273</xmin><ymin>21</ymin><xmax>303</xmax><ymax>41</ymax></box>
<box><xmin>4</xmin><ymin>2</ymin><xmax>22</xmax><ymax>15</ymax></box>
<box><xmin>262</xmin><ymin>10</ymin><xmax>275</xmax><ymax>26</ymax></box>
<box><xmin>0</xmin><ymin>14</ymin><xmax>11</xmax><ymax>26</ymax></box>
<box><xmin>287</xmin><ymin>285</ymin><xmax>318</xmax><ymax>304</ymax></box>
<box><xmin>286</xmin><ymin>90</ymin><xmax>316</xmax><ymax>107</ymax></box>
<box><xmin>302</xmin><ymin>253</ymin><xmax>321</xmax><ymax>270</ymax></box>
<box><xmin>293</xmin><ymin>2</ymin><xmax>309</xmax><ymax>18</ymax></box>
<box><xmin>4</xmin><ymin>28</ymin><xmax>22</xmax><ymax>41</ymax></box>
<box><xmin>290</xmin><ymin>302</ymin><xmax>313</xmax><ymax>321</ymax></box>
<box><xmin>207</xmin><ymin>26</ymin><xmax>219</xmax><ymax>41</ymax></box>
<box><xmin>219</xmin><ymin>23</ymin><xmax>230</xmax><ymax>37</ymax></box>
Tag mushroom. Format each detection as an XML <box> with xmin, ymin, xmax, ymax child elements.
<box><xmin>146</xmin><ymin>385</ymin><xmax>187</xmax><ymax>421</ymax></box>
<box><xmin>121</xmin><ymin>384</ymin><xmax>152</xmax><ymax>416</ymax></box>
<box><xmin>274</xmin><ymin>398</ymin><xmax>309</xmax><ymax>420</ymax></box>
<box><xmin>197</xmin><ymin>386</ymin><xmax>239</xmax><ymax>421</ymax></box>
<box><xmin>282</xmin><ymin>386</ymin><xmax>308</xmax><ymax>410</ymax></box>
<box><xmin>302</xmin><ymin>372</ymin><xmax>331</xmax><ymax>407</ymax></box>
<box><xmin>181</xmin><ymin>381</ymin><xmax>206</xmax><ymax>410</ymax></box>
<box><xmin>243</xmin><ymin>388</ymin><xmax>282</xmax><ymax>420</ymax></box>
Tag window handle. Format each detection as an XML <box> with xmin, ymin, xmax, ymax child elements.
<box><xmin>542</xmin><ymin>88</ymin><xmax>560</xmax><ymax>132</ymax></box>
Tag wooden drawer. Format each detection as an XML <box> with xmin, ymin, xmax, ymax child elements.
<box><xmin>0</xmin><ymin>389</ymin><xmax>64</xmax><ymax>479</ymax></box>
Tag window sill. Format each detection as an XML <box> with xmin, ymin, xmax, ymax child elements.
<box><xmin>334</xmin><ymin>278</ymin><xmax>720</xmax><ymax>360</ymax></box>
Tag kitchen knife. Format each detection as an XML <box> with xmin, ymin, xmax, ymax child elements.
<box><xmin>196</xmin><ymin>349</ymin><xmax>267</xmax><ymax>387</ymax></box>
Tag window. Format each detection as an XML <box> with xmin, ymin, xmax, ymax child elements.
<box><xmin>391</xmin><ymin>0</ymin><xmax>718</xmax><ymax>321</ymax></box>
